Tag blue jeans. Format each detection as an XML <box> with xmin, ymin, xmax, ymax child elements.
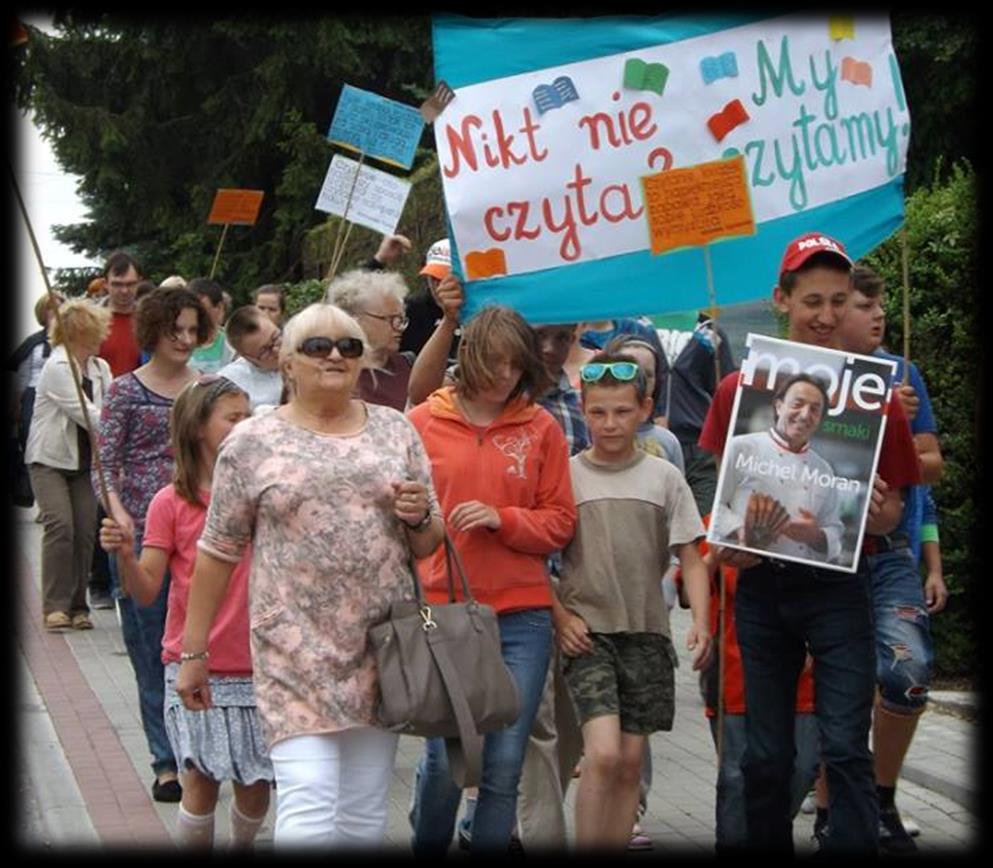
<box><xmin>410</xmin><ymin>608</ymin><xmax>553</xmax><ymax>854</ymax></box>
<box><xmin>866</xmin><ymin>548</ymin><xmax>933</xmax><ymax>711</ymax></box>
<box><xmin>109</xmin><ymin>534</ymin><xmax>177</xmax><ymax>776</ymax></box>
<box><xmin>708</xmin><ymin>713</ymin><xmax>820</xmax><ymax>851</ymax></box>
<box><xmin>735</xmin><ymin>561</ymin><xmax>878</xmax><ymax>854</ymax></box>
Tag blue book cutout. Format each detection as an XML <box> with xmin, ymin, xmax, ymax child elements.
<box><xmin>700</xmin><ymin>51</ymin><xmax>739</xmax><ymax>85</ymax></box>
<box><xmin>532</xmin><ymin>76</ymin><xmax>580</xmax><ymax>115</ymax></box>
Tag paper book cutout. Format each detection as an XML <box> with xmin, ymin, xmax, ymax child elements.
<box><xmin>700</xmin><ymin>51</ymin><xmax>739</xmax><ymax>85</ymax></box>
<box><xmin>706</xmin><ymin>99</ymin><xmax>750</xmax><ymax>142</ymax></box>
<box><xmin>207</xmin><ymin>189</ymin><xmax>265</xmax><ymax>225</ymax></box>
<box><xmin>465</xmin><ymin>248</ymin><xmax>509</xmax><ymax>280</ymax></box>
<box><xmin>841</xmin><ymin>57</ymin><xmax>873</xmax><ymax>87</ymax></box>
<box><xmin>532</xmin><ymin>76</ymin><xmax>580</xmax><ymax>115</ymax></box>
<box><xmin>829</xmin><ymin>17</ymin><xmax>855</xmax><ymax>41</ymax></box>
<box><xmin>420</xmin><ymin>80</ymin><xmax>456</xmax><ymax>124</ymax></box>
<box><xmin>623</xmin><ymin>58</ymin><xmax>669</xmax><ymax>96</ymax></box>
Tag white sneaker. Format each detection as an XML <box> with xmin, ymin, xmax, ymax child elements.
<box><xmin>903</xmin><ymin>817</ymin><xmax>921</xmax><ymax>837</ymax></box>
<box><xmin>800</xmin><ymin>790</ymin><xmax>816</xmax><ymax>814</ymax></box>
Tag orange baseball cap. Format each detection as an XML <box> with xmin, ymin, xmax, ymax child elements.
<box><xmin>419</xmin><ymin>238</ymin><xmax>451</xmax><ymax>279</ymax></box>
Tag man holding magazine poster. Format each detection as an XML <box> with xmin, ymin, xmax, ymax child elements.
<box><xmin>699</xmin><ymin>233</ymin><xmax>920</xmax><ymax>854</ymax></box>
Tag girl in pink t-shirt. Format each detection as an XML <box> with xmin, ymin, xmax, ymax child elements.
<box><xmin>100</xmin><ymin>375</ymin><xmax>271</xmax><ymax>850</ymax></box>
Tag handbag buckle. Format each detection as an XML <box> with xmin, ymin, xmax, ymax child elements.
<box><xmin>419</xmin><ymin>606</ymin><xmax>438</xmax><ymax>631</ymax></box>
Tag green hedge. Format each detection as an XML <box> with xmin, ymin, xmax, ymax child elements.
<box><xmin>863</xmin><ymin>161</ymin><xmax>978</xmax><ymax>680</ymax></box>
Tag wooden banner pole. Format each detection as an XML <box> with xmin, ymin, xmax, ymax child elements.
<box><xmin>327</xmin><ymin>151</ymin><xmax>367</xmax><ymax>285</ymax></box>
<box><xmin>209</xmin><ymin>223</ymin><xmax>230</xmax><ymax>280</ymax></box>
<box><xmin>702</xmin><ymin>243</ymin><xmax>727</xmax><ymax>768</ymax></box>
<box><xmin>8</xmin><ymin>161</ymin><xmax>124</xmax><ymax>594</ymax></box>
<box><xmin>900</xmin><ymin>227</ymin><xmax>912</xmax><ymax>386</ymax></box>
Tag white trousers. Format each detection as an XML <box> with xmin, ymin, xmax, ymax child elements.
<box><xmin>269</xmin><ymin>728</ymin><xmax>399</xmax><ymax>848</ymax></box>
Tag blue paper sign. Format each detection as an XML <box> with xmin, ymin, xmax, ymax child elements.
<box><xmin>327</xmin><ymin>84</ymin><xmax>424</xmax><ymax>170</ymax></box>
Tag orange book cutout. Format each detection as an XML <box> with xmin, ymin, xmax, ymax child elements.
<box><xmin>641</xmin><ymin>154</ymin><xmax>755</xmax><ymax>255</ymax></box>
<box><xmin>207</xmin><ymin>189</ymin><xmax>265</xmax><ymax>225</ymax></box>
<box><xmin>465</xmin><ymin>248</ymin><xmax>508</xmax><ymax>280</ymax></box>
<box><xmin>841</xmin><ymin>57</ymin><xmax>873</xmax><ymax>87</ymax></box>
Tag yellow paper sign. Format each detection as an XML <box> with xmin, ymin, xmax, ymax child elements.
<box><xmin>640</xmin><ymin>155</ymin><xmax>755</xmax><ymax>255</ymax></box>
<box><xmin>207</xmin><ymin>189</ymin><xmax>265</xmax><ymax>226</ymax></box>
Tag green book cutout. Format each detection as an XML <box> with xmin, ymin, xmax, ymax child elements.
<box><xmin>623</xmin><ymin>58</ymin><xmax>669</xmax><ymax>96</ymax></box>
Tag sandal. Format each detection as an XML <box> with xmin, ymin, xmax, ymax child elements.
<box><xmin>44</xmin><ymin>611</ymin><xmax>73</xmax><ymax>632</ymax></box>
<box><xmin>72</xmin><ymin>613</ymin><xmax>94</xmax><ymax>630</ymax></box>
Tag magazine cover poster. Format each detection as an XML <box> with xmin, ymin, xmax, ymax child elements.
<box><xmin>708</xmin><ymin>334</ymin><xmax>898</xmax><ymax>573</ymax></box>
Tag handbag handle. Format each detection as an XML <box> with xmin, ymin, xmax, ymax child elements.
<box><xmin>406</xmin><ymin>529</ymin><xmax>475</xmax><ymax>608</ymax></box>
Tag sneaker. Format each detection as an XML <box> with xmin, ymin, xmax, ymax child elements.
<box><xmin>800</xmin><ymin>789</ymin><xmax>817</xmax><ymax>814</ymax></box>
<box><xmin>89</xmin><ymin>588</ymin><xmax>115</xmax><ymax>610</ymax></box>
<box><xmin>628</xmin><ymin>822</ymin><xmax>653</xmax><ymax>851</ymax></box>
<box><xmin>879</xmin><ymin>805</ymin><xmax>917</xmax><ymax>855</ymax></box>
<box><xmin>903</xmin><ymin>818</ymin><xmax>921</xmax><ymax>837</ymax></box>
<box><xmin>457</xmin><ymin>818</ymin><xmax>471</xmax><ymax>851</ymax></box>
<box><xmin>811</xmin><ymin>815</ymin><xmax>829</xmax><ymax>852</ymax></box>
<box><xmin>151</xmin><ymin>776</ymin><xmax>182</xmax><ymax>803</ymax></box>
<box><xmin>44</xmin><ymin>611</ymin><xmax>73</xmax><ymax>632</ymax></box>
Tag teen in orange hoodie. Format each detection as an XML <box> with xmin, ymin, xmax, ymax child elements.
<box><xmin>407</xmin><ymin>305</ymin><xmax>577</xmax><ymax>854</ymax></box>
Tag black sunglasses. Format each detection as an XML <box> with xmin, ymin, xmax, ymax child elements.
<box><xmin>297</xmin><ymin>336</ymin><xmax>364</xmax><ymax>359</ymax></box>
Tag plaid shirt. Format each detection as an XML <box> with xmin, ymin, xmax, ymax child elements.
<box><xmin>538</xmin><ymin>371</ymin><xmax>588</xmax><ymax>581</ymax></box>
<box><xmin>538</xmin><ymin>371</ymin><xmax>589</xmax><ymax>456</ymax></box>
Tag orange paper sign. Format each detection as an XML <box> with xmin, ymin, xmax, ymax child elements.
<box><xmin>640</xmin><ymin>156</ymin><xmax>755</xmax><ymax>255</ymax></box>
<box><xmin>207</xmin><ymin>189</ymin><xmax>265</xmax><ymax>226</ymax></box>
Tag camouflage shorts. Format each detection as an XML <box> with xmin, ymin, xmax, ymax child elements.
<box><xmin>563</xmin><ymin>632</ymin><xmax>677</xmax><ymax>734</ymax></box>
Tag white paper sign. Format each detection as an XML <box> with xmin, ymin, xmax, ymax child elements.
<box><xmin>315</xmin><ymin>154</ymin><xmax>412</xmax><ymax>236</ymax></box>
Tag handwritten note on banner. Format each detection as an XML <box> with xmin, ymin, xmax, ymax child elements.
<box><xmin>314</xmin><ymin>154</ymin><xmax>412</xmax><ymax>237</ymax></box>
<box><xmin>642</xmin><ymin>155</ymin><xmax>755</xmax><ymax>254</ymax></box>
<box><xmin>708</xmin><ymin>334</ymin><xmax>897</xmax><ymax>573</ymax></box>
<box><xmin>207</xmin><ymin>189</ymin><xmax>265</xmax><ymax>225</ymax></box>
<box><xmin>327</xmin><ymin>84</ymin><xmax>424</xmax><ymax>170</ymax></box>
<box><xmin>432</xmin><ymin>13</ymin><xmax>910</xmax><ymax>321</ymax></box>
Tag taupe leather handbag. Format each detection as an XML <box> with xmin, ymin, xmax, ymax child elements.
<box><xmin>369</xmin><ymin>532</ymin><xmax>521</xmax><ymax>787</ymax></box>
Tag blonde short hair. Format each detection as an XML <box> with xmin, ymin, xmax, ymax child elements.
<box><xmin>279</xmin><ymin>303</ymin><xmax>371</xmax><ymax>370</ymax></box>
<box><xmin>34</xmin><ymin>293</ymin><xmax>64</xmax><ymax>327</ymax></box>
<box><xmin>49</xmin><ymin>298</ymin><xmax>112</xmax><ymax>348</ymax></box>
<box><xmin>325</xmin><ymin>269</ymin><xmax>408</xmax><ymax>315</ymax></box>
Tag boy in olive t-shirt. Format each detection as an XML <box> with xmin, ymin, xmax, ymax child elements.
<box><xmin>553</xmin><ymin>351</ymin><xmax>713</xmax><ymax>849</ymax></box>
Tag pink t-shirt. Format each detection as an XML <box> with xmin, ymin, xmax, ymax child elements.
<box><xmin>143</xmin><ymin>484</ymin><xmax>253</xmax><ymax>674</ymax></box>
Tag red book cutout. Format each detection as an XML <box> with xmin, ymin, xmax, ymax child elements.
<box><xmin>707</xmin><ymin>99</ymin><xmax>750</xmax><ymax>143</ymax></box>
<box><xmin>465</xmin><ymin>248</ymin><xmax>508</xmax><ymax>280</ymax></box>
<box><xmin>841</xmin><ymin>57</ymin><xmax>873</xmax><ymax>87</ymax></box>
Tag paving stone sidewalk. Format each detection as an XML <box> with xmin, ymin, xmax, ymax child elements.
<box><xmin>14</xmin><ymin>505</ymin><xmax>980</xmax><ymax>855</ymax></box>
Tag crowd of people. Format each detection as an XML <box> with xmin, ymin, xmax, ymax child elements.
<box><xmin>10</xmin><ymin>230</ymin><xmax>946</xmax><ymax>855</ymax></box>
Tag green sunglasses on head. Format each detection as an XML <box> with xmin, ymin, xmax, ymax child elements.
<box><xmin>580</xmin><ymin>361</ymin><xmax>640</xmax><ymax>383</ymax></box>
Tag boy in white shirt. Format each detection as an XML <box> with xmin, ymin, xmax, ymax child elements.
<box><xmin>553</xmin><ymin>351</ymin><xmax>712</xmax><ymax>848</ymax></box>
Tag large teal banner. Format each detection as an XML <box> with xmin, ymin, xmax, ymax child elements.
<box><xmin>431</xmin><ymin>14</ymin><xmax>909</xmax><ymax>323</ymax></box>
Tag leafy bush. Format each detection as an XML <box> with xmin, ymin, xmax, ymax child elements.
<box><xmin>863</xmin><ymin>161</ymin><xmax>979</xmax><ymax>680</ymax></box>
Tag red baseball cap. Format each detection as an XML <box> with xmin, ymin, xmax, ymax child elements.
<box><xmin>779</xmin><ymin>232</ymin><xmax>853</xmax><ymax>275</ymax></box>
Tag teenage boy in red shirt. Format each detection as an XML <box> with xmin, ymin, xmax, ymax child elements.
<box><xmin>699</xmin><ymin>233</ymin><xmax>919</xmax><ymax>854</ymax></box>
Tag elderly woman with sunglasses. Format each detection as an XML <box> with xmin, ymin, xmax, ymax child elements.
<box><xmin>97</xmin><ymin>286</ymin><xmax>212</xmax><ymax>802</ymax></box>
<box><xmin>326</xmin><ymin>269</ymin><xmax>413</xmax><ymax>411</ymax></box>
<box><xmin>176</xmin><ymin>303</ymin><xmax>444</xmax><ymax>848</ymax></box>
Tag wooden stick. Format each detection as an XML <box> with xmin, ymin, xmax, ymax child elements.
<box><xmin>8</xmin><ymin>161</ymin><xmax>125</xmax><ymax>592</ymax></box>
<box><xmin>703</xmin><ymin>245</ymin><xmax>722</xmax><ymax>385</ymax></box>
<box><xmin>209</xmin><ymin>222</ymin><xmax>230</xmax><ymax>280</ymax></box>
<box><xmin>900</xmin><ymin>227</ymin><xmax>912</xmax><ymax>386</ymax></box>
<box><xmin>326</xmin><ymin>151</ymin><xmax>366</xmax><ymax>284</ymax></box>
<box><xmin>703</xmin><ymin>244</ymin><xmax>727</xmax><ymax>767</ymax></box>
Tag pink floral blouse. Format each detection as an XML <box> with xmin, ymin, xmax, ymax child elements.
<box><xmin>198</xmin><ymin>403</ymin><xmax>439</xmax><ymax>747</ymax></box>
